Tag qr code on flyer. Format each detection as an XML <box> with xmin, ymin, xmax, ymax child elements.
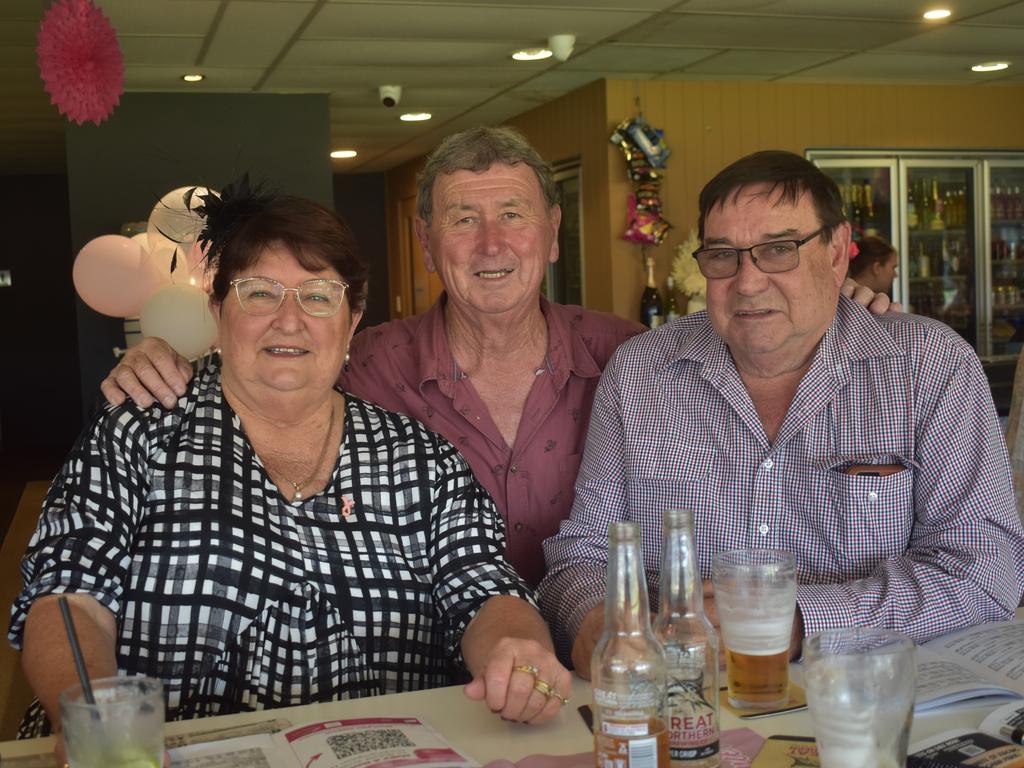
<box><xmin>327</xmin><ymin>728</ymin><xmax>415</xmax><ymax>759</ymax></box>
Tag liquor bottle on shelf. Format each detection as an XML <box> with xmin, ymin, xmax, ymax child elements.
<box><xmin>907</xmin><ymin>187</ymin><xmax>918</xmax><ymax>230</ymax></box>
<box><xmin>592</xmin><ymin>521</ymin><xmax>670</xmax><ymax>768</ymax></box>
<box><xmin>1012</xmin><ymin>186</ymin><xmax>1023</xmax><ymax>220</ymax></box>
<box><xmin>850</xmin><ymin>183</ymin><xmax>863</xmax><ymax>233</ymax></box>
<box><xmin>930</xmin><ymin>177</ymin><xmax>945</xmax><ymax>230</ymax></box>
<box><xmin>641</xmin><ymin>255</ymin><xmax>665</xmax><ymax>329</ymax></box>
<box><xmin>993</xmin><ymin>187</ymin><xmax>1006</xmax><ymax>221</ymax></box>
<box><xmin>665</xmin><ymin>276</ymin><xmax>680</xmax><ymax>323</ymax></box>
<box><xmin>918</xmin><ymin>242</ymin><xmax>931</xmax><ymax>279</ymax></box>
<box><xmin>862</xmin><ymin>183</ymin><xmax>878</xmax><ymax>236</ymax></box>
<box><xmin>654</xmin><ymin>510</ymin><xmax>720</xmax><ymax>768</ymax></box>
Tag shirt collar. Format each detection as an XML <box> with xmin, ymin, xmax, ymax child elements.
<box><xmin>417</xmin><ymin>293</ymin><xmax>604</xmax><ymax>399</ymax></box>
<box><xmin>665</xmin><ymin>295</ymin><xmax>904</xmax><ymax>385</ymax></box>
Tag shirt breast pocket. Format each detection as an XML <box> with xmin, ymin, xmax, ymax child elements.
<box><xmin>628</xmin><ymin>449</ymin><xmax>718</xmax><ymax>521</ymax></box>
<box><xmin>809</xmin><ymin>458</ymin><xmax>915</xmax><ymax>579</ymax></box>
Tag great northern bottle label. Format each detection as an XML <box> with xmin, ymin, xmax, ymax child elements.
<box><xmin>665</xmin><ymin>649</ymin><xmax>719</xmax><ymax>762</ymax></box>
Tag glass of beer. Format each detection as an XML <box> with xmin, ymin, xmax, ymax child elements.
<box><xmin>711</xmin><ymin>548</ymin><xmax>796</xmax><ymax>710</ymax></box>
<box><xmin>60</xmin><ymin>675</ymin><xmax>165</xmax><ymax>768</ymax></box>
<box><xmin>803</xmin><ymin>628</ymin><xmax>916</xmax><ymax>768</ymax></box>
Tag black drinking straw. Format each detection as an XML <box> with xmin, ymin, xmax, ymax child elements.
<box><xmin>58</xmin><ymin>596</ymin><xmax>96</xmax><ymax>705</ymax></box>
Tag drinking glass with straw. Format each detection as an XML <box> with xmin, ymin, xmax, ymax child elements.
<box><xmin>57</xmin><ymin>597</ymin><xmax>166</xmax><ymax>768</ymax></box>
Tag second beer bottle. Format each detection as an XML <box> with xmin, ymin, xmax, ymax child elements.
<box><xmin>654</xmin><ymin>510</ymin><xmax>720</xmax><ymax>768</ymax></box>
<box><xmin>592</xmin><ymin>521</ymin><xmax>670</xmax><ymax>768</ymax></box>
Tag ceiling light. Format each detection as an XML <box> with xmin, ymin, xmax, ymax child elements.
<box><xmin>512</xmin><ymin>48</ymin><xmax>552</xmax><ymax>61</ymax></box>
<box><xmin>330</xmin><ymin>150</ymin><xmax>357</xmax><ymax>159</ymax></box>
<box><xmin>400</xmin><ymin>112</ymin><xmax>432</xmax><ymax>122</ymax></box>
<box><xmin>971</xmin><ymin>61</ymin><xmax>1010</xmax><ymax>72</ymax></box>
<box><xmin>181</xmin><ymin>73</ymin><xmax>204</xmax><ymax>82</ymax></box>
<box><xmin>922</xmin><ymin>9</ymin><xmax>951</xmax><ymax>20</ymax></box>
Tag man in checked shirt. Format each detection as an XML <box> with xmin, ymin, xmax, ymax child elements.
<box><xmin>541</xmin><ymin>150</ymin><xmax>1024</xmax><ymax>676</ymax></box>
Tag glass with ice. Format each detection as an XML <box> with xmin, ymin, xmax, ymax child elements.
<box><xmin>60</xmin><ymin>675</ymin><xmax>165</xmax><ymax>768</ymax></box>
<box><xmin>711</xmin><ymin>548</ymin><xmax>796</xmax><ymax>710</ymax></box>
<box><xmin>803</xmin><ymin>628</ymin><xmax>916</xmax><ymax>768</ymax></box>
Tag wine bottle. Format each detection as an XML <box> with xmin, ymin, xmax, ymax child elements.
<box><xmin>641</xmin><ymin>255</ymin><xmax>665</xmax><ymax>329</ymax></box>
<box><xmin>592</xmin><ymin>522</ymin><xmax>670</xmax><ymax>768</ymax></box>
<box><xmin>665</xmin><ymin>276</ymin><xmax>680</xmax><ymax>323</ymax></box>
<box><xmin>930</xmin><ymin>177</ymin><xmax>944</xmax><ymax>230</ymax></box>
<box><xmin>654</xmin><ymin>510</ymin><xmax>720</xmax><ymax>768</ymax></box>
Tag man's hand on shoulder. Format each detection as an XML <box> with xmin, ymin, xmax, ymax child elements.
<box><xmin>842</xmin><ymin>277</ymin><xmax>903</xmax><ymax>315</ymax></box>
<box><xmin>100</xmin><ymin>337</ymin><xmax>193</xmax><ymax>409</ymax></box>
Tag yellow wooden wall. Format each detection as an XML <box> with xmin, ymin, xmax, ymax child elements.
<box><xmin>384</xmin><ymin>78</ymin><xmax>1024</xmax><ymax>321</ymax></box>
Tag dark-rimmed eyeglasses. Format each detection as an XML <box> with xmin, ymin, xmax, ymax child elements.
<box><xmin>229</xmin><ymin>277</ymin><xmax>349</xmax><ymax>317</ymax></box>
<box><xmin>692</xmin><ymin>229</ymin><xmax>824</xmax><ymax>279</ymax></box>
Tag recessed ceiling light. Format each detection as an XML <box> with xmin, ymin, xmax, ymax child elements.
<box><xmin>512</xmin><ymin>48</ymin><xmax>553</xmax><ymax>61</ymax></box>
<box><xmin>400</xmin><ymin>112</ymin><xmax>432</xmax><ymax>122</ymax></box>
<box><xmin>181</xmin><ymin>73</ymin><xmax>204</xmax><ymax>82</ymax></box>
<box><xmin>330</xmin><ymin>150</ymin><xmax>357</xmax><ymax>159</ymax></box>
<box><xmin>923</xmin><ymin>9</ymin><xmax>951</xmax><ymax>20</ymax></box>
<box><xmin>971</xmin><ymin>61</ymin><xmax>1010</xmax><ymax>72</ymax></box>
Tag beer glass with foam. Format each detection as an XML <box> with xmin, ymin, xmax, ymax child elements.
<box><xmin>711</xmin><ymin>549</ymin><xmax>796</xmax><ymax>710</ymax></box>
<box><xmin>803</xmin><ymin>628</ymin><xmax>916</xmax><ymax>768</ymax></box>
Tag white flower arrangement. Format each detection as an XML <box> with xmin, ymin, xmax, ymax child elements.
<box><xmin>671</xmin><ymin>229</ymin><xmax>707</xmax><ymax>314</ymax></box>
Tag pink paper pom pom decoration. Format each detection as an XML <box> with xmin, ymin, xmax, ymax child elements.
<box><xmin>37</xmin><ymin>0</ymin><xmax>124</xmax><ymax>126</ymax></box>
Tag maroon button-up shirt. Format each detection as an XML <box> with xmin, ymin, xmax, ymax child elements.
<box><xmin>340</xmin><ymin>295</ymin><xmax>643</xmax><ymax>586</ymax></box>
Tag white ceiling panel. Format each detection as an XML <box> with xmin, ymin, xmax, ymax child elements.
<box><xmin>563</xmin><ymin>44</ymin><xmax>721</xmax><ymax>73</ymax></box>
<box><xmin>265</xmin><ymin>65</ymin><xmax>525</xmax><ymax>89</ymax></box>
<box><xmin>968</xmin><ymin>5</ymin><xmax>1024</xmax><ymax>25</ymax></box>
<box><xmin>285</xmin><ymin>39</ymin><xmax>519</xmax><ymax>68</ymax></box>
<box><xmin>95</xmin><ymin>0</ymin><xmax>221</xmax><ymax>37</ymax></box>
<box><xmin>682</xmin><ymin>49</ymin><xmax>845</xmax><ymax>76</ymax></box>
<box><xmin>204</xmin><ymin>1</ymin><xmax>316</xmax><ymax>68</ymax></box>
<box><xmin>877</xmin><ymin>25</ymin><xmax>1024</xmax><ymax>55</ymax></box>
<box><xmin>671</xmin><ymin>0</ymin><xmax>1013</xmax><ymax>20</ymax></box>
<box><xmin>307</xmin><ymin>3</ymin><xmax>648</xmax><ymax>42</ymax></box>
<box><xmin>623</xmin><ymin>13</ymin><xmax>920</xmax><ymax>50</ymax></box>
<box><xmin>780</xmin><ymin>52</ymin><xmax>990</xmax><ymax>82</ymax></box>
<box><xmin>119</xmin><ymin>36</ymin><xmax>205</xmax><ymax>67</ymax></box>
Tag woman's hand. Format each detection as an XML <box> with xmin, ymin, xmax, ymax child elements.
<box><xmin>463</xmin><ymin>637</ymin><xmax>572</xmax><ymax>725</ymax></box>
<box><xmin>841</xmin><ymin>277</ymin><xmax>903</xmax><ymax>314</ymax></box>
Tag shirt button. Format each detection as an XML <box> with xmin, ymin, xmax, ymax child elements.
<box><xmin>514</xmin><ymin>522</ymin><xmax>525</xmax><ymax>532</ymax></box>
<box><xmin>510</xmin><ymin>464</ymin><xmax>518</xmax><ymax>474</ymax></box>
<box><xmin>759</xmin><ymin>523</ymin><xmax>769</xmax><ymax>535</ymax></box>
<box><xmin>867</xmin><ymin>491</ymin><xmax>879</xmax><ymax>502</ymax></box>
<box><xmin>762</xmin><ymin>458</ymin><xmax>774</xmax><ymax>470</ymax></box>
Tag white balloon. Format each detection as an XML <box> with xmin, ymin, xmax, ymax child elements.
<box><xmin>140</xmin><ymin>284</ymin><xmax>217</xmax><ymax>360</ymax></box>
<box><xmin>146</xmin><ymin>239</ymin><xmax>189</xmax><ymax>285</ymax></box>
<box><xmin>147</xmin><ymin>185</ymin><xmax>217</xmax><ymax>255</ymax></box>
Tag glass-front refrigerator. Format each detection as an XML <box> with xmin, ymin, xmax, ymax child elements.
<box><xmin>986</xmin><ymin>161</ymin><xmax>1024</xmax><ymax>359</ymax></box>
<box><xmin>901</xmin><ymin>160</ymin><xmax>978</xmax><ymax>349</ymax></box>
<box><xmin>812</xmin><ymin>157</ymin><xmax>901</xmax><ymax>302</ymax></box>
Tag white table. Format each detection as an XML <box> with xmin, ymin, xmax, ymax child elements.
<box><xmin>0</xmin><ymin>672</ymin><xmax>1000</xmax><ymax>765</ymax></box>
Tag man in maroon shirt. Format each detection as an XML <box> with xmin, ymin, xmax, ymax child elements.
<box><xmin>100</xmin><ymin>127</ymin><xmax>891</xmax><ymax>587</ymax></box>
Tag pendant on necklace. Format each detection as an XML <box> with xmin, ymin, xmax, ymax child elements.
<box><xmin>341</xmin><ymin>496</ymin><xmax>355</xmax><ymax>519</ymax></box>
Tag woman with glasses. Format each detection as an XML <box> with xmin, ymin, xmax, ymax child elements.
<box><xmin>11</xmin><ymin>181</ymin><xmax>570</xmax><ymax>742</ymax></box>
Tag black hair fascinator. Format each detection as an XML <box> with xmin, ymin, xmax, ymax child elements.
<box><xmin>189</xmin><ymin>173</ymin><xmax>276</xmax><ymax>273</ymax></box>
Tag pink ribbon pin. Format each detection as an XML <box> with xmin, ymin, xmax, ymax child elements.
<box><xmin>341</xmin><ymin>496</ymin><xmax>355</xmax><ymax>519</ymax></box>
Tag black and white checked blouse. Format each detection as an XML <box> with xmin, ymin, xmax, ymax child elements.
<box><xmin>10</xmin><ymin>365</ymin><xmax>533</xmax><ymax>734</ymax></box>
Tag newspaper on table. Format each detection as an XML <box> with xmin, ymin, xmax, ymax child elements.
<box><xmin>169</xmin><ymin>715</ymin><xmax>478</xmax><ymax>768</ymax></box>
<box><xmin>908</xmin><ymin>701</ymin><xmax>1024</xmax><ymax>766</ymax></box>
<box><xmin>913</xmin><ymin>614</ymin><xmax>1024</xmax><ymax>712</ymax></box>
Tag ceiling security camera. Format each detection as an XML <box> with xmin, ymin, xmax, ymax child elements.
<box><xmin>379</xmin><ymin>85</ymin><xmax>402</xmax><ymax>108</ymax></box>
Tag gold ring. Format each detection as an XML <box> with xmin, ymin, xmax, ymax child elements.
<box><xmin>513</xmin><ymin>664</ymin><xmax>539</xmax><ymax>677</ymax></box>
<box><xmin>533</xmin><ymin>679</ymin><xmax>553</xmax><ymax>697</ymax></box>
<box><xmin>551</xmin><ymin>690</ymin><xmax>569</xmax><ymax>705</ymax></box>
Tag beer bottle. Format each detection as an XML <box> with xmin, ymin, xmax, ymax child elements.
<box><xmin>665</xmin><ymin>276</ymin><xmax>680</xmax><ymax>323</ymax></box>
<box><xmin>593</xmin><ymin>522</ymin><xmax>670</xmax><ymax>768</ymax></box>
<box><xmin>654</xmin><ymin>510</ymin><xmax>720</xmax><ymax>768</ymax></box>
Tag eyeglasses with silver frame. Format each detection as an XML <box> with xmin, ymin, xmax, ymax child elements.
<box><xmin>229</xmin><ymin>276</ymin><xmax>349</xmax><ymax>317</ymax></box>
<box><xmin>692</xmin><ymin>228</ymin><xmax>825</xmax><ymax>279</ymax></box>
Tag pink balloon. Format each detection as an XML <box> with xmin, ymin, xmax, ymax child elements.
<box><xmin>73</xmin><ymin>234</ymin><xmax>166</xmax><ymax>317</ymax></box>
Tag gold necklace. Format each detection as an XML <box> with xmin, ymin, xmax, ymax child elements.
<box><xmin>289</xmin><ymin>404</ymin><xmax>336</xmax><ymax>502</ymax></box>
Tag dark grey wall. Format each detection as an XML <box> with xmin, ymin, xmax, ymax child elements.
<box><xmin>65</xmin><ymin>92</ymin><xmax>333</xmax><ymax>417</ymax></box>
<box><xmin>333</xmin><ymin>173</ymin><xmax>389</xmax><ymax>329</ymax></box>
<box><xmin>0</xmin><ymin>174</ymin><xmax>81</xmax><ymax>450</ymax></box>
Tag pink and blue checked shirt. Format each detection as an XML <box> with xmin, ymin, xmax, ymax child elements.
<box><xmin>540</xmin><ymin>296</ymin><xmax>1024</xmax><ymax>659</ymax></box>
